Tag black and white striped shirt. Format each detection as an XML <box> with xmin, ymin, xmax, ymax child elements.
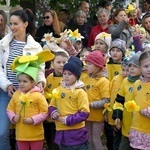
<box><xmin>7</xmin><ymin>39</ymin><xmax>26</xmax><ymax>88</ymax></box>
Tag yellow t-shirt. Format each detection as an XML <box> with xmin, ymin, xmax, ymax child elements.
<box><xmin>81</xmin><ymin>73</ymin><xmax>110</xmax><ymax>122</ymax></box>
<box><xmin>131</xmin><ymin>80</ymin><xmax>150</xmax><ymax>134</ymax></box>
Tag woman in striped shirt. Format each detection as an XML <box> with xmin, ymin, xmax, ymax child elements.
<box><xmin>0</xmin><ymin>9</ymin><xmax>46</xmax><ymax>149</ymax></box>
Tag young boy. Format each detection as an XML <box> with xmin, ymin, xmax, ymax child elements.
<box><xmin>107</xmin><ymin>38</ymin><xmax>126</xmax><ymax>81</ymax></box>
<box><xmin>44</xmin><ymin>46</ymin><xmax>69</xmax><ymax>150</ymax></box>
<box><xmin>49</xmin><ymin>56</ymin><xmax>90</xmax><ymax>150</ymax></box>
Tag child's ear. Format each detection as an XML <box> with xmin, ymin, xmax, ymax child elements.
<box><xmin>51</xmin><ymin>61</ymin><xmax>54</xmax><ymax>67</ymax></box>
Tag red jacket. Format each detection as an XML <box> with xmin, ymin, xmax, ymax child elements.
<box><xmin>88</xmin><ymin>20</ymin><xmax>112</xmax><ymax>48</ymax></box>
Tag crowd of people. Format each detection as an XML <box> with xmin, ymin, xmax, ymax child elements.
<box><xmin>0</xmin><ymin>0</ymin><xmax>150</xmax><ymax>150</ymax></box>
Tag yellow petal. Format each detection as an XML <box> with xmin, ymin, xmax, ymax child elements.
<box><xmin>19</xmin><ymin>55</ymin><xmax>38</xmax><ymax>63</ymax></box>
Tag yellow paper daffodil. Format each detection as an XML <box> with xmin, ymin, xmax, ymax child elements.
<box><xmin>18</xmin><ymin>55</ymin><xmax>38</xmax><ymax>63</ymax></box>
<box><xmin>19</xmin><ymin>92</ymin><xmax>32</xmax><ymax>106</ymax></box>
<box><xmin>97</xmin><ymin>32</ymin><xmax>111</xmax><ymax>40</ymax></box>
<box><xmin>125</xmin><ymin>4</ymin><xmax>135</xmax><ymax>14</ymax></box>
<box><xmin>102</xmin><ymin>103</ymin><xmax>112</xmax><ymax>114</ymax></box>
<box><xmin>68</xmin><ymin>29</ymin><xmax>80</xmax><ymax>39</ymax></box>
<box><xmin>51</xmin><ymin>88</ymin><xmax>60</xmax><ymax>99</ymax></box>
<box><xmin>41</xmin><ymin>32</ymin><xmax>55</xmax><ymax>43</ymax></box>
<box><xmin>113</xmin><ymin>102</ymin><xmax>124</xmax><ymax>111</ymax></box>
<box><xmin>124</xmin><ymin>100</ymin><xmax>140</xmax><ymax>113</ymax></box>
<box><xmin>45</xmin><ymin>92</ymin><xmax>52</xmax><ymax>100</ymax></box>
<box><xmin>10</xmin><ymin>56</ymin><xmax>20</xmax><ymax>72</ymax></box>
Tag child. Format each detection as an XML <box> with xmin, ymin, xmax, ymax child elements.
<box><xmin>81</xmin><ymin>50</ymin><xmax>110</xmax><ymax>150</ymax></box>
<box><xmin>107</xmin><ymin>57</ymin><xmax>129</xmax><ymax>150</ymax></box>
<box><xmin>6</xmin><ymin>50</ymin><xmax>54</xmax><ymax>150</ymax></box>
<box><xmin>107</xmin><ymin>38</ymin><xmax>126</xmax><ymax>81</ymax></box>
<box><xmin>44</xmin><ymin>46</ymin><xmax>69</xmax><ymax>150</ymax></box>
<box><xmin>93</xmin><ymin>32</ymin><xmax>111</xmax><ymax>55</ymax></box>
<box><xmin>129</xmin><ymin>51</ymin><xmax>150</xmax><ymax>150</ymax></box>
<box><xmin>49</xmin><ymin>56</ymin><xmax>90</xmax><ymax>150</ymax></box>
<box><xmin>112</xmin><ymin>51</ymin><xmax>142</xmax><ymax>150</ymax></box>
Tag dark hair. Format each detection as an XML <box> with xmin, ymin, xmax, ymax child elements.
<box><xmin>0</xmin><ymin>10</ymin><xmax>8</xmax><ymax>38</ymax></box>
<box><xmin>139</xmin><ymin>51</ymin><xmax>150</xmax><ymax>65</ymax></box>
<box><xmin>10</xmin><ymin>9</ymin><xmax>35</xmax><ymax>37</ymax></box>
<box><xmin>59</xmin><ymin>9</ymin><xmax>69</xmax><ymax>15</ymax></box>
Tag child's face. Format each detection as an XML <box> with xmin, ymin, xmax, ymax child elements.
<box><xmin>86</xmin><ymin>61</ymin><xmax>100</xmax><ymax>74</ymax></box>
<box><xmin>122</xmin><ymin>65</ymin><xmax>129</xmax><ymax>78</ymax></box>
<box><xmin>18</xmin><ymin>74</ymin><xmax>34</xmax><ymax>93</ymax></box>
<box><xmin>74</xmin><ymin>41</ymin><xmax>82</xmax><ymax>51</ymax></box>
<box><xmin>80</xmin><ymin>51</ymin><xmax>91</xmax><ymax>62</ymax></box>
<box><xmin>110</xmin><ymin>48</ymin><xmax>123</xmax><ymax>62</ymax></box>
<box><xmin>76</xmin><ymin>14</ymin><xmax>85</xmax><ymax>25</ymax></box>
<box><xmin>139</xmin><ymin>31</ymin><xmax>146</xmax><ymax>43</ymax></box>
<box><xmin>128</xmin><ymin>63</ymin><xmax>141</xmax><ymax>77</ymax></box>
<box><xmin>140</xmin><ymin>57</ymin><xmax>150</xmax><ymax>78</ymax></box>
<box><xmin>52</xmin><ymin>55</ymin><xmax>68</xmax><ymax>75</ymax></box>
<box><xmin>94</xmin><ymin>39</ymin><xmax>107</xmax><ymax>53</ymax></box>
<box><xmin>63</xmin><ymin>70</ymin><xmax>77</xmax><ymax>86</ymax></box>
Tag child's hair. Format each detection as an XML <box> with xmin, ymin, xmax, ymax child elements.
<box><xmin>139</xmin><ymin>51</ymin><xmax>150</xmax><ymax>65</ymax></box>
<box><xmin>51</xmin><ymin>51</ymin><xmax>69</xmax><ymax>61</ymax></box>
<box><xmin>79</xmin><ymin>47</ymin><xmax>92</xmax><ymax>56</ymax></box>
<box><xmin>18</xmin><ymin>73</ymin><xmax>34</xmax><ymax>82</ymax></box>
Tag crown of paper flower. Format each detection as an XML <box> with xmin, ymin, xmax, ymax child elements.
<box><xmin>60</xmin><ymin>29</ymin><xmax>84</xmax><ymax>43</ymax></box>
<box><xmin>10</xmin><ymin>50</ymin><xmax>55</xmax><ymax>81</ymax></box>
<box><xmin>41</xmin><ymin>32</ymin><xmax>55</xmax><ymax>43</ymax></box>
<box><xmin>96</xmin><ymin>32</ymin><xmax>111</xmax><ymax>40</ymax></box>
<box><xmin>102</xmin><ymin>103</ymin><xmax>112</xmax><ymax>114</ymax></box>
<box><xmin>125</xmin><ymin>4</ymin><xmax>135</xmax><ymax>14</ymax></box>
<box><xmin>124</xmin><ymin>100</ymin><xmax>140</xmax><ymax>113</ymax></box>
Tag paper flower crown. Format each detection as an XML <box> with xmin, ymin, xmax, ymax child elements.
<box><xmin>41</xmin><ymin>29</ymin><xmax>84</xmax><ymax>44</ymax></box>
<box><xmin>10</xmin><ymin>50</ymin><xmax>55</xmax><ymax>81</ymax></box>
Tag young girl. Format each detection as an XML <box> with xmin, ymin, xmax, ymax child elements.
<box><xmin>129</xmin><ymin>51</ymin><xmax>150</xmax><ymax>150</ymax></box>
<box><xmin>81</xmin><ymin>50</ymin><xmax>110</xmax><ymax>150</ymax></box>
<box><xmin>49</xmin><ymin>56</ymin><xmax>90</xmax><ymax>150</ymax></box>
<box><xmin>6</xmin><ymin>50</ymin><xmax>54</xmax><ymax>150</ymax></box>
<box><xmin>112</xmin><ymin>51</ymin><xmax>142</xmax><ymax>150</ymax></box>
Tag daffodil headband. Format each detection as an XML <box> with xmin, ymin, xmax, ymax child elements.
<box><xmin>125</xmin><ymin>3</ymin><xmax>135</xmax><ymax>14</ymax></box>
<box><xmin>10</xmin><ymin>50</ymin><xmax>55</xmax><ymax>81</ymax></box>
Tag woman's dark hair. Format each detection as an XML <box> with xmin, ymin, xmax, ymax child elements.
<box><xmin>0</xmin><ymin>10</ymin><xmax>7</xmax><ymax>39</ymax></box>
<box><xmin>139</xmin><ymin>51</ymin><xmax>150</xmax><ymax>65</ymax></box>
<box><xmin>10</xmin><ymin>9</ymin><xmax>35</xmax><ymax>37</ymax></box>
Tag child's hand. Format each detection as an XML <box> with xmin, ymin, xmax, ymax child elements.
<box><xmin>58</xmin><ymin>116</ymin><xmax>66</xmax><ymax>124</ymax></box>
<box><xmin>13</xmin><ymin>114</ymin><xmax>20</xmax><ymax>123</ymax></box>
<box><xmin>64</xmin><ymin>38</ymin><xmax>72</xmax><ymax>47</ymax></box>
<box><xmin>52</xmin><ymin>111</ymin><xmax>60</xmax><ymax>120</ymax></box>
<box><xmin>23</xmin><ymin>118</ymin><xmax>34</xmax><ymax>124</ymax></box>
<box><xmin>115</xmin><ymin>118</ymin><xmax>121</xmax><ymax>129</ymax></box>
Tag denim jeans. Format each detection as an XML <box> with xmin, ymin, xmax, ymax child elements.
<box><xmin>0</xmin><ymin>90</ymin><xmax>11</xmax><ymax>150</ymax></box>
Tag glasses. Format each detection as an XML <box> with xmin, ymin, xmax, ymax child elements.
<box><xmin>43</xmin><ymin>16</ymin><xmax>50</xmax><ymax>20</ymax></box>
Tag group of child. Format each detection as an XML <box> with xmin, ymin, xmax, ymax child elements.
<box><xmin>6</xmin><ymin>26</ymin><xmax>150</xmax><ymax>150</ymax></box>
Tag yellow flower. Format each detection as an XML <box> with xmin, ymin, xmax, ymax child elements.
<box><xmin>19</xmin><ymin>92</ymin><xmax>32</xmax><ymax>106</ymax></box>
<box><xmin>98</xmin><ymin>32</ymin><xmax>111</xmax><ymax>39</ymax></box>
<box><xmin>102</xmin><ymin>103</ymin><xmax>112</xmax><ymax>114</ymax></box>
<box><xmin>113</xmin><ymin>102</ymin><xmax>124</xmax><ymax>111</ymax></box>
<box><xmin>44</xmin><ymin>92</ymin><xmax>52</xmax><ymax>100</ymax></box>
<box><xmin>124</xmin><ymin>100</ymin><xmax>140</xmax><ymax>113</ymax></box>
<box><xmin>18</xmin><ymin>55</ymin><xmax>38</xmax><ymax>63</ymax></box>
<box><xmin>68</xmin><ymin>29</ymin><xmax>80</xmax><ymax>39</ymax></box>
<box><xmin>125</xmin><ymin>4</ymin><xmax>135</xmax><ymax>14</ymax></box>
<box><xmin>10</xmin><ymin>56</ymin><xmax>20</xmax><ymax>72</ymax></box>
<box><xmin>52</xmin><ymin>88</ymin><xmax>60</xmax><ymax>99</ymax></box>
<box><xmin>41</xmin><ymin>32</ymin><xmax>55</xmax><ymax>42</ymax></box>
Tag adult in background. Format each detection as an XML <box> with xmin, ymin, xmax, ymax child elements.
<box><xmin>0</xmin><ymin>9</ymin><xmax>46</xmax><ymax>150</ymax></box>
<box><xmin>108</xmin><ymin>8</ymin><xmax>133</xmax><ymax>48</ymax></box>
<box><xmin>58</xmin><ymin>8</ymin><xmax>69</xmax><ymax>26</ymax></box>
<box><xmin>67</xmin><ymin>1</ymin><xmax>96</xmax><ymax>28</ymax></box>
<box><xmin>35</xmin><ymin>10</ymin><xmax>66</xmax><ymax>44</ymax></box>
<box><xmin>88</xmin><ymin>8</ymin><xmax>112</xmax><ymax>48</ymax></box>
<box><xmin>0</xmin><ymin>10</ymin><xmax>11</xmax><ymax>40</ymax></box>
<box><xmin>142</xmin><ymin>13</ymin><xmax>150</xmax><ymax>40</ymax></box>
<box><xmin>69</xmin><ymin>10</ymin><xmax>92</xmax><ymax>47</ymax></box>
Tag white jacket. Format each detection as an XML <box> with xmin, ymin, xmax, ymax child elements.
<box><xmin>0</xmin><ymin>32</ymin><xmax>46</xmax><ymax>92</ymax></box>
